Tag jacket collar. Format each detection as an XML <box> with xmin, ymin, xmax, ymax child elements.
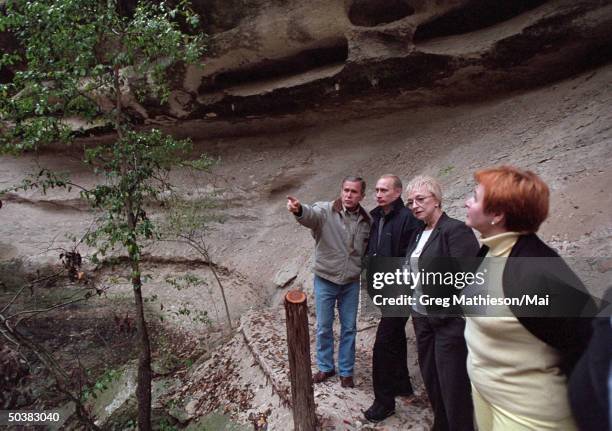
<box><xmin>416</xmin><ymin>211</ymin><xmax>450</xmax><ymax>234</ymax></box>
<box><xmin>332</xmin><ymin>198</ymin><xmax>370</xmax><ymax>221</ymax></box>
<box><xmin>371</xmin><ymin>197</ymin><xmax>405</xmax><ymax>220</ymax></box>
<box><xmin>411</xmin><ymin>212</ymin><xmax>449</xmax><ymax>256</ymax></box>
<box><xmin>434</xmin><ymin>212</ymin><xmax>450</xmax><ymax>229</ymax></box>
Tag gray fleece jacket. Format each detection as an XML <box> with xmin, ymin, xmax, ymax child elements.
<box><xmin>296</xmin><ymin>198</ymin><xmax>371</xmax><ymax>285</ymax></box>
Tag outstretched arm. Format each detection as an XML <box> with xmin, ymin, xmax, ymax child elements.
<box><xmin>287</xmin><ymin>195</ymin><xmax>325</xmax><ymax>231</ymax></box>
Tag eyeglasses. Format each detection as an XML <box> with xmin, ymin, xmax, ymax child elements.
<box><xmin>406</xmin><ymin>195</ymin><xmax>433</xmax><ymax>208</ymax></box>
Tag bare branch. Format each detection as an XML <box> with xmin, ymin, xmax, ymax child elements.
<box><xmin>0</xmin><ymin>284</ymin><xmax>29</xmax><ymax>315</ymax></box>
<box><xmin>1</xmin><ymin>319</ymin><xmax>101</xmax><ymax>430</ymax></box>
<box><xmin>8</xmin><ymin>288</ymin><xmax>93</xmax><ymax>325</ymax></box>
<box><xmin>64</xmin><ymin>180</ymin><xmax>91</xmax><ymax>193</ymax></box>
<box><xmin>1</xmin><ymin>268</ymin><xmax>65</xmax><ymax>314</ymax></box>
<box><xmin>162</xmin><ymin>235</ymin><xmax>232</xmax><ymax>329</ymax></box>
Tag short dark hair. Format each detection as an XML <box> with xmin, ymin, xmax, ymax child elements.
<box><xmin>379</xmin><ymin>174</ymin><xmax>402</xmax><ymax>190</ymax></box>
<box><xmin>342</xmin><ymin>176</ymin><xmax>366</xmax><ymax>194</ymax></box>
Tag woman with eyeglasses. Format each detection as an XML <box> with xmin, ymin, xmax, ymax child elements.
<box><xmin>464</xmin><ymin>165</ymin><xmax>596</xmax><ymax>430</ymax></box>
<box><xmin>405</xmin><ymin>175</ymin><xmax>478</xmax><ymax>431</ymax></box>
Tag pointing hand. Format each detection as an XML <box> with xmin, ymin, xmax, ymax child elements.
<box><xmin>287</xmin><ymin>196</ymin><xmax>301</xmax><ymax>214</ymax></box>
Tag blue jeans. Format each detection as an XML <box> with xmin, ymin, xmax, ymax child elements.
<box><xmin>313</xmin><ymin>275</ymin><xmax>359</xmax><ymax>377</ymax></box>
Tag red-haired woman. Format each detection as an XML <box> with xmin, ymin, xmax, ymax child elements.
<box><xmin>464</xmin><ymin>165</ymin><xmax>595</xmax><ymax>430</ymax></box>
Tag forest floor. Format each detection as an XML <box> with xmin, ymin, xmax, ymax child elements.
<box><xmin>0</xmin><ymin>63</ymin><xmax>610</xmax><ymax>429</ymax></box>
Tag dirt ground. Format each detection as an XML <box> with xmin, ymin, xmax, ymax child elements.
<box><xmin>1</xmin><ymin>63</ymin><xmax>610</xmax><ymax>429</ymax></box>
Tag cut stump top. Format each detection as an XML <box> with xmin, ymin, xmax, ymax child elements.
<box><xmin>285</xmin><ymin>290</ymin><xmax>306</xmax><ymax>304</ymax></box>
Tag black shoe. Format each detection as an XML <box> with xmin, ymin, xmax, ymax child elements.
<box><xmin>363</xmin><ymin>401</ymin><xmax>395</xmax><ymax>423</ymax></box>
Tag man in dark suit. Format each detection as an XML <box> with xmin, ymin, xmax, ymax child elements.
<box><xmin>364</xmin><ymin>174</ymin><xmax>421</xmax><ymax>422</ymax></box>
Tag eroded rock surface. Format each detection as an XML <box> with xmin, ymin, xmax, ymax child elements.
<box><xmin>3</xmin><ymin>1</ymin><xmax>610</xmax><ymax>122</ymax></box>
<box><xmin>172</xmin><ymin>0</ymin><xmax>612</xmax><ymax>119</ymax></box>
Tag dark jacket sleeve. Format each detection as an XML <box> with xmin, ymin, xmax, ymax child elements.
<box><xmin>506</xmin><ymin>234</ymin><xmax>597</xmax><ymax>375</ymax></box>
<box><xmin>513</xmin><ymin>269</ymin><xmax>596</xmax><ymax>375</ymax></box>
<box><xmin>569</xmin><ymin>290</ymin><xmax>611</xmax><ymax>431</ymax></box>
<box><xmin>519</xmin><ymin>315</ymin><xmax>594</xmax><ymax>376</ymax></box>
<box><xmin>446</xmin><ymin>222</ymin><xmax>479</xmax><ymax>258</ymax></box>
<box><xmin>398</xmin><ymin>209</ymin><xmax>421</xmax><ymax>257</ymax></box>
<box><xmin>418</xmin><ymin>215</ymin><xmax>479</xmax><ymax>315</ymax></box>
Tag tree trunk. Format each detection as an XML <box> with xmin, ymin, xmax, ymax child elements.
<box><xmin>126</xmin><ymin>199</ymin><xmax>152</xmax><ymax>431</ymax></box>
<box><xmin>284</xmin><ymin>290</ymin><xmax>317</xmax><ymax>431</ymax></box>
<box><xmin>131</xmin><ymin>255</ymin><xmax>152</xmax><ymax>430</ymax></box>
<box><xmin>208</xmin><ymin>260</ymin><xmax>233</xmax><ymax>330</ymax></box>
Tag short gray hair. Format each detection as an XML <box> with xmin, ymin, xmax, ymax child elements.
<box><xmin>406</xmin><ymin>175</ymin><xmax>443</xmax><ymax>207</ymax></box>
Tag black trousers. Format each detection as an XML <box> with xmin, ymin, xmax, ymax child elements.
<box><xmin>412</xmin><ymin>314</ymin><xmax>474</xmax><ymax>431</ymax></box>
<box><xmin>372</xmin><ymin>316</ymin><xmax>414</xmax><ymax>409</ymax></box>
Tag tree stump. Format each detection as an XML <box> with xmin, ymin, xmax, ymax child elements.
<box><xmin>284</xmin><ymin>290</ymin><xmax>317</xmax><ymax>431</ymax></box>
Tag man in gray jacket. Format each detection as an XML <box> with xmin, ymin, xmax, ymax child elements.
<box><xmin>287</xmin><ymin>176</ymin><xmax>371</xmax><ymax>388</ymax></box>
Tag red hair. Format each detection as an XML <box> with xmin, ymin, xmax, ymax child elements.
<box><xmin>474</xmin><ymin>165</ymin><xmax>549</xmax><ymax>233</ymax></box>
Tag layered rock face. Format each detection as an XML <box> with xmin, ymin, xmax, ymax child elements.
<box><xmin>164</xmin><ymin>0</ymin><xmax>612</xmax><ymax>119</ymax></box>
<box><xmin>2</xmin><ymin>1</ymin><xmax>610</xmax><ymax>120</ymax></box>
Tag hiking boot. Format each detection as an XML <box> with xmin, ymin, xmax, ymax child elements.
<box><xmin>340</xmin><ymin>376</ymin><xmax>354</xmax><ymax>388</ymax></box>
<box><xmin>312</xmin><ymin>370</ymin><xmax>335</xmax><ymax>384</ymax></box>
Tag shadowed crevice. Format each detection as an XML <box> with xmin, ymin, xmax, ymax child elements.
<box><xmin>349</xmin><ymin>0</ymin><xmax>415</xmax><ymax>27</ymax></box>
<box><xmin>199</xmin><ymin>38</ymin><xmax>349</xmax><ymax>93</ymax></box>
<box><xmin>413</xmin><ymin>0</ymin><xmax>549</xmax><ymax>42</ymax></box>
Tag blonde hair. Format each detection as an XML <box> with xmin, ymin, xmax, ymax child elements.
<box><xmin>406</xmin><ymin>175</ymin><xmax>443</xmax><ymax>207</ymax></box>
